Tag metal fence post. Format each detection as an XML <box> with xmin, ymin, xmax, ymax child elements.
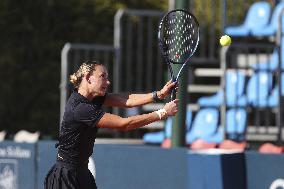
<box><xmin>171</xmin><ymin>0</ymin><xmax>189</xmax><ymax>148</ymax></box>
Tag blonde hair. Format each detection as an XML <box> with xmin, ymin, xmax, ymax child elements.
<box><xmin>69</xmin><ymin>61</ymin><xmax>102</xmax><ymax>89</ymax></box>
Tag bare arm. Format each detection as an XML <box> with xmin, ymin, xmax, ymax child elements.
<box><xmin>104</xmin><ymin>80</ymin><xmax>176</xmax><ymax>108</ymax></box>
<box><xmin>97</xmin><ymin>99</ymin><xmax>179</xmax><ymax>131</ymax></box>
<box><xmin>103</xmin><ymin>93</ymin><xmax>153</xmax><ymax>108</ymax></box>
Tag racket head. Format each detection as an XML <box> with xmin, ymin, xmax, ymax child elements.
<box><xmin>158</xmin><ymin>9</ymin><xmax>199</xmax><ymax>65</ymax></box>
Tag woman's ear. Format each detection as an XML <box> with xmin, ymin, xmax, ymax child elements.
<box><xmin>86</xmin><ymin>73</ymin><xmax>91</xmax><ymax>83</ymax></box>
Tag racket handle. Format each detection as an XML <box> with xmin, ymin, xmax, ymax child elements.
<box><xmin>171</xmin><ymin>88</ymin><xmax>176</xmax><ymax>100</ymax></box>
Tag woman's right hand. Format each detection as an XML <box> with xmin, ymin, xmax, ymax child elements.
<box><xmin>163</xmin><ymin>99</ymin><xmax>179</xmax><ymax>117</ymax></box>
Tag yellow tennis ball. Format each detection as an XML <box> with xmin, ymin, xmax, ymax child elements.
<box><xmin>220</xmin><ymin>35</ymin><xmax>231</xmax><ymax>46</ymax></box>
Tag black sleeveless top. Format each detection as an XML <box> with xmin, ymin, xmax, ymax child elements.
<box><xmin>57</xmin><ymin>91</ymin><xmax>105</xmax><ymax>165</ymax></box>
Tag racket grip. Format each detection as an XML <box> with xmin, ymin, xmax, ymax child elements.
<box><xmin>171</xmin><ymin>88</ymin><xmax>176</xmax><ymax>100</ymax></box>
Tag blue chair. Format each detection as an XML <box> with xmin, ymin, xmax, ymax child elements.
<box><xmin>197</xmin><ymin>70</ymin><xmax>246</xmax><ymax>107</ymax></box>
<box><xmin>143</xmin><ymin>109</ymin><xmax>192</xmax><ymax>144</ymax></box>
<box><xmin>204</xmin><ymin>127</ymin><xmax>224</xmax><ymax>144</ymax></box>
<box><xmin>226</xmin><ymin>108</ymin><xmax>247</xmax><ymax>141</ymax></box>
<box><xmin>225</xmin><ymin>1</ymin><xmax>271</xmax><ymax>37</ymax></box>
<box><xmin>197</xmin><ymin>90</ymin><xmax>223</xmax><ymax>107</ymax></box>
<box><xmin>186</xmin><ymin>108</ymin><xmax>219</xmax><ymax>144</ymax></box>
<box><xmin>251</xmin><ymin>1</ymin><xmax>284</xmax><ymax>37</ymax></box>
<box><xmin>226</xmin><ymin>71</ymin><xmax>247</xmax><ymax>107</ymax></box>
<box><xmin>251</xmin><ymin>48</ymin><xmax>279</xmax><ymax>71</ymax></box>
<box><xmin>142</xmin><ymin>130</ymin><xmax>165</xmax><ymax>144</ymax></box>
<box><xmin>251</xmin><ymin>36</ymin><xmax>284</xmax><ymax>71</ymax></box>
<box><xmin>237</xmin><ymin>71</ymin><xmax>273</xmax><ymax>107</ymax></box>
<box><xmin>200</xmin><ymin>109</ymin><xmax>247</xmax><ymax>144</ymax></box>
<box><xmin>248</xmin><ymin>72</ymin><xmax>273</xmax><ymax>107</ymax></box>
<box><xmin>267</xmin><ymin>73</ymin><xmax>284</xmax><ymax>107</ymax></box>
<box><xmin>268</xmin><ymin>85</ymin><xmax>279</xmax><ymax>107</ymax></box>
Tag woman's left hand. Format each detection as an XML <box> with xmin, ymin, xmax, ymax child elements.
<box><xmin>158</xmin><ymin>80</ymin><xmax>178</xmax><ymax>100</ymax></box>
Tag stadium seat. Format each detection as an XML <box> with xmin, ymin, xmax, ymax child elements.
<box><xmin>190</xmin><ymin>139</ymin><xmax>217</xmax><ymax>150</ymax></box>
<box><xmin>186</xmin><ymin>108</ymin><xmax>220</xmax><ymax>144</ymax></box>
<box><xmin>0</xmin><ymin>131</ymin><xmax>6</xmax><ymax>141</ymax></box>
<box><xmin>143</xmin><ymin>130</ymin><xmax>164</xmax><ymax>144</ymax></box>
<box><xmin>268</xmin><ymin>85</ymin><xmax>278</xmax><ymax>107</ymax></box>
<box><xmin>226</xmin><ymin>108</ymin><xmax>247</xmax><ymax>141</ymax></box>
<box><xmin>267</xmin><ymin>74</ymin><xmax>284</xmax><ymax>107</ymax></box>
<box><xmin>251</xmin><ymin>1</ymin><xmax>284</xmax><ymax>37</ymax></box>
<box><xmin>249</xmin><ymin>71</ymin><xmax>273</xmax><ymax>107</ymax></box>
<box><xmin>218</xmin><ymin>108</ymin><xmax>247</xmax><ymax>151</ymax></box>
<box><xmin>226</xmin><ymin>70</ymin><xmax>247</xmax><ymax>107</ymax></box>
<box><xmin>225</xmin><ymin>1</ymin><xmax>271</xmax><ymax>36</ymax></box>
<box><xmin>218</xmin><ymin>140</ymin><xmax>247</xmax><ymax>151</ymax></box>
<box><xmin>125</xmin><ymin>107</ymin><xmax>139</xmax><ymax>116</ymax></box>
<box><xmin>251</xmin><ymin>48</ymin><xmax>279</xmax><ymax>71</ymax></box>
<box><xmin>14</xmin><ymin>130</ymin><xmax>40</xmax><ymax>143</ymax></box>
<box><xmin>237</xmin><ymin>71</ymin><xmax>273</xmax><ymax>107</ymax></box>
<box><xmin>197</xmin><ymin>90</ymin><xmax>223</xmax><ymax>107</ymax></box>
<box><xmin>259</xmin><ymin>142</ymin><xmax>284</xmax><ymax>153</ymax></box>
<box><xmin>197</xmin><ymin>70</ymin><xmax>246</xmax><ymax>107</ymax></box>
<box><xmin>204</xmin><ymin>127</ymin><xmax>224</xmax><ymax>143</ymax></box>
<box><xmin>143</xmin><ymin>109</ymin><xmax>192</xmax><ymax>144</ymax></box>
<box><xmin>189</xmin><ymin>127</ymin><xmax>223</xmax><ymax>150</ymax></box>
<box><xmin>251</xmin><ymin>37</ymin><xmax>284</xmax><ymax>71</ymax></box>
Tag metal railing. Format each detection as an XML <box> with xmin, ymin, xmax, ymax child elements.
<box><xmin>114</xmin><ymin>9</ymin><xmax>165</xmax><ymax>93</ymax></box>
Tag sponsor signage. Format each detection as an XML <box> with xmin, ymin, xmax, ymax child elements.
<box><xmin>0</xmin><ymin>142</ymin><xmax>35</xmax><ymax>189</ymax></box>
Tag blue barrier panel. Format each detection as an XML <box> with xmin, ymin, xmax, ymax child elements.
<box><xmin>37</xmin><ymin>142</ymin><xmax>188</xmax><ymax>189</ymax></box>
<box><xmin>245</xmin><ymin>151</ymin><xmax>284</xmax><ymax>189</ymax></box>
<box><xmin>33</xmin><ymin>141</ymin><xmax>284</xmax><ymax>189</ymax></box>
<box><xmin>187</xmin><ymin>151</ymin><xmax>246</xmax><ymax>189</ymax></box>
<box><xmin>37</xmin><ymin>141</ymin><xmax>57</xmax><ymax>189</ymax></box>
<box><xmin>0</xmin><ymin>141</ymin><xmax>36</xmax><ymax>189</ymax></box>
<box><xmin>94</xmin><ymin>144</ymin><xmax>188</xmax><ymax>189</ymax></box>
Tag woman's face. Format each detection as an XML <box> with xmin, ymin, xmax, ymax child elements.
<box><xmin>88</xmin><ymin>65</ymin><xmax>110</xmax><ymax>96</ymax></box>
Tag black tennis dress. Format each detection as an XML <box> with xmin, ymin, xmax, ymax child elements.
<box><xmin>45</xmin><ymin>91</ymin><xmax>105</xmax><ymax>189</ymax></box>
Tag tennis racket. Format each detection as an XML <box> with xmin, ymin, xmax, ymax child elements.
<box><xmin>158</xmin><ymin>9</ymin><xmax>199</xmax><ymax>100</ymax></box>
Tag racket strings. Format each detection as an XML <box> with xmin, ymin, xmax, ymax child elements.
<box><xmin>161</xmin><ymin>11</ymin><xmax>199</xmax><ymax>64</ymax></box>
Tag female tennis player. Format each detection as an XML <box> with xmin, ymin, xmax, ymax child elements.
<box><xmin>44</xmin><ymin>61</ymin><xmax>179</xmax><ymax>189</ymax></box>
